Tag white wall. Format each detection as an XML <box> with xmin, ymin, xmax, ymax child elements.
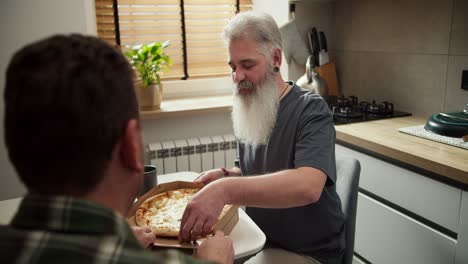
<box><xmin>0</xmin><ymin>0</ymin><xmax>95</xmax><ymax>200</ymax></box>
<box><xmin>0</xmin><ymin>0</ymin><xmax>288</xmax><ymax>200</ymax></box>
<box><xmin>252</xmin><ymin>0</ymin><xmax>289</xmax><ymax>29</ymax></box>
<box><xmin>142</xmin><ymin>113</ymin><xmax>233</xmax><ymax>143</ymax></box>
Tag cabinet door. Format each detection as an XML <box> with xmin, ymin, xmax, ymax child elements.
<box><xmin>455</xmin><ymin>191</ymin><xmax>468</xmax><ymax>264</ymax></box>
<box><xmin>355</xmin><ymin>193</ymin><xmax>456</xmax><ymax>264</ymax></box>
<box><xmin>336</xmin><ymin>144</ymin><xmax>461</xmax><ymax>232</ymax></box>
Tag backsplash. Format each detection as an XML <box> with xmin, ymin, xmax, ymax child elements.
<box><xmin>290</xmin><ymin>0</ymin><xmax>468</xmax><ymax>117</ymax></box>
<box><xmin>332</xmin><ymin>0</ymin><xmax>468</xmax><ymax>117</ymax></box>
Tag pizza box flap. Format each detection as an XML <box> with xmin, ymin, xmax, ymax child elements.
<box><xmin>214</xmin><ymin>206</ymin><xmax>239</xmax><ymax>236</ymax></box>
<box><xmin>127</xmin><ymin>181</ymin><xmax>239</xmax><ymax>249</ymax></box>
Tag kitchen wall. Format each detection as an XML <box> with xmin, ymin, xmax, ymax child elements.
<box><xmin>0</xmin><ymin>0</ymin><xmax>288</xmax><ymax>200</ymax></box>
<box><xmin>332</xmin><ymin>0</ymin><xmax>468</xmax><ymax>117</ymax></box>
<box><xmin>0</xmin><ymin>0</ymin><xmax>96</xmax><ymax>200</ymax></box>
<box><xmin>283</xmin><ymin>1</ymin><xmax>334</xmax><ymax>81</ymax></box>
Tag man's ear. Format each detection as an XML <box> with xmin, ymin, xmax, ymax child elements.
<box><xmin>272</xmin><ymin>48</ymin><xmax>282</xmax><ymax>68</ymax></box>
<box><xmin>120</xmin><ymin>119</ymin><xmax>144</xmax><ymax>174</ymax></box>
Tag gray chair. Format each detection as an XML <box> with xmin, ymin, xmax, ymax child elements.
<box><xmin>335</xmin><ymin>155</ymin><xmax>361</xmax><ymax>264</ymax></box>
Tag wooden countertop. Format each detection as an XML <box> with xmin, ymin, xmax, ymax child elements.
<box><xmin>335</xmin><ymin>116</ymin><xmax>468</xmax><ymax>186</ymax></box>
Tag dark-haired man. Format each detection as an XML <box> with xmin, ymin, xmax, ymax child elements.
<box><xmin>0</xmin><ymin>34</ymin><xmax>233</xmax><ymax>264</ymax></box>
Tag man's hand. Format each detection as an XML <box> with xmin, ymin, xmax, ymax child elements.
<box><xmin>195</xmin><ymin>231</ymin><xmax>234</xmax><ymax>264</ymax></box>
<box><xmin>179</xmin><ymin>182</ymin><xmax>227</xmax><ymax>242</ymax></box>
<box><xmin>193</xmin><ymin>168</ymin><xmax>226</xmax><ymax>185</ymax></box>
<box><xmin>131</xmin><ymin>226</ymin><xmax>156</xmax><ymax>248</ymax></box>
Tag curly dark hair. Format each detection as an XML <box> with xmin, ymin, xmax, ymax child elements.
<box><xmin>4</xmin><ymin>34</ymin><xmax>139</xmax><ymax>195</ymax></box>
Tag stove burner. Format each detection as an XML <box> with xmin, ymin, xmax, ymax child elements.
<box><xmin>334</xmin><ymin>106</ymin><xmax>363</xmax><ymax>118</ymax></box>
<box><xmin>327</xmin><ymin>95</ymin><xmax>411</xmax><ymax>125</ymax></box>
<box><xmin>366</xmin><ymin>100</ymin><xmax>394</xmax><ymax>115</ymax></box>
<box><xmin>337</xmin><ymin>96</ymin><xmax>358</xmax><ymax>108</ymax></box>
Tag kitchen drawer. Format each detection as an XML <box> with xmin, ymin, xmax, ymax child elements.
<box><xmin>336</xmin><ymin>144</ymin><xmax>461</xmax><ymax>232</ymax></box>
<box><xmin>355</xmin><ymin>193</ymin><xmax>456</xmax><ymax>264</ymax></box>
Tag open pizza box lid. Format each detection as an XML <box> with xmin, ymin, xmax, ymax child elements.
<box><xmin>127</xmin><ymin>181</ymin><xmax>239</xmax><ymax>249</ymax></box>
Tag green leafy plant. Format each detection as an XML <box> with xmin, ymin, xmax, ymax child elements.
<box><xmin>124</xmin><ymin>41</ymin><xmax>172</xmax><ymax>88</ymax></box>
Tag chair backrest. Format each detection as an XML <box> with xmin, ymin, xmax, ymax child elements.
<box><xmin>335</xmin><ymin>155</ymin><xmax>361</xmax><ymax>264</ymax></box>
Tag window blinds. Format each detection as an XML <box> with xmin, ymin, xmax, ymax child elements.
<box><xmin>95</xmin><ymin>0</ymin><xmax>253</xmax><ymax>80</ymax></box>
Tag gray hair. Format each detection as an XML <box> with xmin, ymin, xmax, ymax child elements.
<box><xmin>223</xmin><ymin>11</ymin><xmax>283</xmax><ymax>58</ymax></box>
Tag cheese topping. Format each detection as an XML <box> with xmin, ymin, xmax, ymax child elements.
<box><xmin>146</xmin><ymin>190</ymin><xmax>197</xmax><ymax>231</ymax></box>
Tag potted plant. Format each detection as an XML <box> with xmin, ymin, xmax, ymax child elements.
<box><xmin>124</xmin><ymin>41</ymin><xmax>172</xmax><ymax>110</ymax></box>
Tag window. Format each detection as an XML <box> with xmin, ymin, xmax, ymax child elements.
<box><xmin>95</xmin><ymin>0</ymin><xmax>253</xmax><ymax>81</ymax></box>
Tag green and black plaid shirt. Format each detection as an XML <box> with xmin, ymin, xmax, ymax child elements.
<box><xmin>0</xmin><ymin>194</ymin><xmax>210</xmax><ymax>264</ymax></box>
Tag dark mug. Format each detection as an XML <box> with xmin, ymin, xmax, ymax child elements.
<box><xmin>139</xmin><ymin>165</ymin><xmax>157</xmax><ymax>197</ymax></box>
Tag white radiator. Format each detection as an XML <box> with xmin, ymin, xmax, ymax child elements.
<box><xmin>148</xmin><ymin>134</ymin><xmax>238</xmax><ymax>175</ymax></box>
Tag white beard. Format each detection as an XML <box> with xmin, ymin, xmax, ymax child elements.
<box><xmin>232</xmin><ymin>70</ymin><xmax>280</xmax><ymax>145</ymax></box>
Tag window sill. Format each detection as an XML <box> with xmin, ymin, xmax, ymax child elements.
<box><xmin>140</xmin><ymin>94</ymin><xmax>233</xmax><ymax>120</ymax></box>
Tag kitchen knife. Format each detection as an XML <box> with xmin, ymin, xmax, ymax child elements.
<box><xmin>319</xmin><ymin>31</ymin><xmax>328</xmax><ymax>52</ymax></box>
<box><xmin>310</xmin><ymin>27</ymin><xmax>320</xmax><ymax>67</ymax></box>
<box><xmin>306</xmin><ymin>32</ymin><xmax>317</xmax><ymax>68</ymax></box>
<box><xmin>307</xmin><ymin>30</ymin><xmax>314</xmax><ymax>54</ymax></box>
<box><xmin>318</xmin><ymin>31</ymin><xmax>329</xmax><ymax>65</ymax></box>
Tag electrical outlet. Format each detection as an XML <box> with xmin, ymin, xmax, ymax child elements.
<box><xmin>462</xmin><ymin>70</ymin><xmax>468</xmax><ymax>91</ymax></box>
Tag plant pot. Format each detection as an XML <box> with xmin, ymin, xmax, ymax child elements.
<box><xmin>134</xmin><ymin>80</ymin><xmax>163</xmax><ymax>110</ymax></box>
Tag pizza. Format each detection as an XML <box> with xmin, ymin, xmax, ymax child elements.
<box><xmin>135</xmin><ymin>188</ymin><xmax>232</xmax><ymax>237</ymax></box>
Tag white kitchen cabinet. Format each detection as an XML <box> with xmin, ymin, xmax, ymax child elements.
<box><xmin>355</xmin><ymin>193</ymin><xmax>456</xmax><ymax>264</ymax></box>
<box><xmin>335</xmin><ymin>144</ymin><xmax>467</xmax><ymax>264</ymax></box>
<box><xmin>455</xmin><ymin>191</ymin><xmax>468</xmax><ymax>264</ymax></box>
<box><xmin>336</xmin><ymin>144</ymin><xmax>461</xmax><ymax>232</ymax></box>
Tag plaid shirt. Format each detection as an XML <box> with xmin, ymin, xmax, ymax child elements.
<box><xmin>0</xmin><ymin>194</ymin><xmax>210</xmax><ymax>264</ymax></box>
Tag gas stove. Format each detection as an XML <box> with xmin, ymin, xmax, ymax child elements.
<box><xmin>327</xmin><ymin>95</ymin><xmax>412</xmax><ymax>125</ymax></box>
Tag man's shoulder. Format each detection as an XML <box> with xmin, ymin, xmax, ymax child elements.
<box><xmin>0</xmin><ymin>225</ymin><xmax>149</xmax><ymax>263</ymax></box>
<box><xmin>0</xmin><ymin>225</ymin><xmax>209</xmax><ymax>264</ymax></box>
<box><xmin>289</xmin><ymin>84</ymin><xmax>326</xmax><ymax>102</ymax></box>
<box><xmin>288</xmin><ymin>85</ymin><xmax>331</xmax><ymax>115</ymax></box>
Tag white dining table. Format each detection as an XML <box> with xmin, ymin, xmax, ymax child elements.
<box><xmin>0</xmin><ymin>171</ymin><xmax>266</xmax><ymax>259</ymax></box>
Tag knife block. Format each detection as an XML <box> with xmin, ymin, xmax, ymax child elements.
<box><xmin>315</xmin><ymin>61</ymin><xmax>340</xmax><ymax>97</ymax></box>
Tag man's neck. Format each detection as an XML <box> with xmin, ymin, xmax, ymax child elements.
<box><xmin>276</xmin><ymin>76</ymin><xmax>290</xmax><ymax>100</ymax></box>
<box><xmin>83</xmin><ymin>169</ymin><xmax>137</xmax><ymax>217</ymax></box>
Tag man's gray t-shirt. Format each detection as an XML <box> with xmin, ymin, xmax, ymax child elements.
<box><xmin>239</xmin><ymin>83</ymin><xmax>345</xmax><ymax>263</ymax></box>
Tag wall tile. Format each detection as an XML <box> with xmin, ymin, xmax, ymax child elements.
<box><xmin>449</xmin><ymin>0</ymin><xmax>468</xmax><ymax>55</ymax></box>
<box><xmin>444</xmin><ymin>56</ymin><xmax>468</xmax><ymax>112</ymax></box>
<box><xmin>333</xmin><ymin>0</ymin><xmax>452</xmax><ymax>54</ymax></box>
<box><xmin>335</xmin><ymin>51</ymin><xmax>447</xmax><ymax>117</ymax></box>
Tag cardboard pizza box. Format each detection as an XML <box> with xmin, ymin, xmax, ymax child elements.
<box><xmin>127</xmin><ymin>181</ymin><xmax>239</xmax><ymax>249</ymax></box>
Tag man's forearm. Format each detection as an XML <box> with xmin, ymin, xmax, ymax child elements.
<box><xmin>214</xmin><ymin>167</ymin><xmax>326</xmax><ymax>208</ymax></box>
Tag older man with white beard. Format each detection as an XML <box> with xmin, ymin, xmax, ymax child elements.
<box><xmin>179</xmin><ymin>12</ymin><xmax>345</xmax><ymax>264</ymax></box>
